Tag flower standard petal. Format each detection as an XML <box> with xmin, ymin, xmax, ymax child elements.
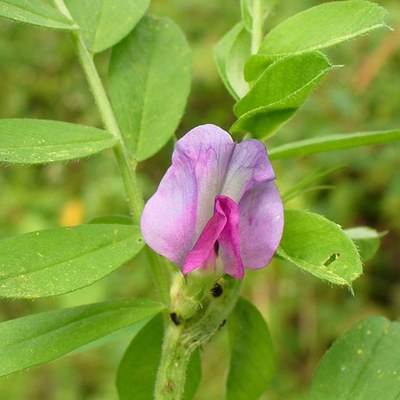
<box><xmin>238</xmin><ymin>181</ymin><xmax>284</xmax><ymax>269</ymax></box>
<box><xmin>175</xmin><ymin>124</ymin><xmax>235</xmax><ymax>237</ymax></box>
<box><xmin>141</xmin><ymin>124</ymin><xmax>234</xmax><ymax>265</ymax></box>
<box><xmin>221</xmin><ymin>139</ymin><xmax>275</xmax><ymax>203</ymax></box>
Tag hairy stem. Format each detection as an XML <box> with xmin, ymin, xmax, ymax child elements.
<box><xmin>154</xmin><ymin>323</ymin><xmax>190</xmax><ymax>399</ymax></box>
<box><xmin>55</xmin><ymin>0</ymin><xmax>143</xmax><ymax>223</ymax></box>
<box><xmin>74</xmin><ymin>34</ymin><xmax>144</xmax><ymax>224</ymax></box>
<box><xmin>154</xmin><ymin>276</ymin><xmax>241</xmax><ymax>399</ymax></box>
<box><xmin>54</xmin><ymin>0</ymin><xmax>171</xmax><ymax>305</ymax></box>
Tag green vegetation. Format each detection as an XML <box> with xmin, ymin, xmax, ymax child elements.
<box><xmin>0</xmin><ymin>0</ymin><xmax>399</xmax><ymax>398</ymax></box>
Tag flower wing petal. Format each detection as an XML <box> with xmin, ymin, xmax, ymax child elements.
<box><xmin>141</xmin><ymin>157</ymin><xmax>197</xmax><ymax>265</ymax></box>
<box><xmin>141</xmin><ymin>124</ymin><xmax>234</xmax><ymax>265</ymax></box>
<box><xmin>238</xmin><ymin>181</ymin><xmax>284</xmax><ymax>269</ymax></box>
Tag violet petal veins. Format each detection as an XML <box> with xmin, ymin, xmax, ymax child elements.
<box><xmin>141</xmin><ymin>124</ymin><xmax>284</xmax><ymax>279</ymax></box>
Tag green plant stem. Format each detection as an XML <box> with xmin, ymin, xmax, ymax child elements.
<box><xmin>54</xmin><ymin>0</ymin><xmax>172</xmax><ymax>306</ymax></box>
<box><xmin>54</xmin><ymin>0</ymin><xmax>143</xmax><ymax>224</ymax></box>
<box><xmin>251</xmin><ymin>0</ymin><xmax>264</xmax><ymax>54</ymax></box>
<box><xmin>154</xmin><ymin>323</ymin><xmax>189</xmax><ymax>399</ymax></box>
<box><xmin>154</xmin><ymin>276</ymin><xmax>242</xmax><ymax>399</ymax></box>
<box><xmin>73</xmin><ymin>34</ymin><xmax>173</xmax><ymax>302</ymax></box>
<box><xmin>75</xmin><ymin>35</ymin><xmax>144</xmax><ymax>224</ymax></box>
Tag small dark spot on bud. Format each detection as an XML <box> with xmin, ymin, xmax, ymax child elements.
<box><xmin>170</xmin><ymin>312</ymin><xmax>180</xmax><ymax>325</ymax></box>
<box><xmin>214</xmin><ymin>240</ymin><xmax>219</xmax><ymax>255</ymax></box>
<box><xmin>211</xmin><ymin>283</ymin><xmax>223</xmax><ymax>297</ymax></box>
<box><xmin>219</xmin><ymin>319</ymin><xmax>226</xmax><ymax>328</ymax></box>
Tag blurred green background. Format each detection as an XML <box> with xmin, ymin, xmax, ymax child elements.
<box><xmin>0</xmin><ymin>0</ymin><xmax>399</xmax><ymax>399</ymax></box>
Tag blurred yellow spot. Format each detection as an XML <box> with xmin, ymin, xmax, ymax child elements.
<box><xmin>60</xmin><ymin>199</ymin><xmax>84</xmax><ymax>227</ymax></box>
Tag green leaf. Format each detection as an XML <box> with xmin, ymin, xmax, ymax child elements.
<box><xmin>231</xmin><ymin>52</ymin><xmax>333</xmax><ymax>139</ymax></box>
<box><xmin>258</xmin><ymin>0</ymin><xmax>387</xmax><ymax>59</ymax></box>
<box><xmin>0</xmin><ymin>224</ymin><xmax>144</xmax><ymax>298</ymax></box>
<box><xmin>243</xmin><ymin>54</ymin><xmax>272</xmax><ymax>82</ymax></box>
<box><xmin>269</xmin><ymin>130</ymin><xmax>400</xmax><ymax>160</ymax></box>
<box><xmin>0</xmin><ymin>119</ymin><xmax>117</xmax><ymax>164</ymax></box>
<box><xmin>116</xmin><ymin>315</ymin><xmax>163</xmax><ymax>400</ymax></box>
<box><xmin>214</xmin><ymin>24</ymin><xmax>242</xmax><ymax>99</ymax></box>
<box><xmin>278</xmin><ymin>209</ymin><xmax>362</xmax><ymax>286</ymax></box>
<box><xmin>64</xmin><ymin>0</ymin><xmax>149</xmax><ymax>53</ymax></box>
<box><xmin>310</xmin><ymin>316</ymin><xmax>400</xmax><ymax>400</ymax></box>
<box><xmin>71</xmin><ymin>320</ymin><xmax>149</xmax><ymax>356</ymax></box>
<box><xmin>0</xmin><ymin>0</ymin><xmax>76</xmax><ymax>30</ymax></box>
<box><xmin>109</xmin><ymin>16</ymin><xmax>192</xmax><ymax>161</ymax></box>
<box><xmin>345</xmin><ymin>226</ymin><xmax>387</xmax><ymax>262</ymax></box>
<box><xmin>0</xmin><ymin>299</ymin><xmax>164</xmax><ymax>377</ymax></box>
<box><xmin>227</xmin><ymin>298</ymin><xmax>275</xmax><ymax>400</ymax></box>
<box><xmin>214</xmin><ymin>24</ymin><xmax>251</xmax><ymax>100</ymax></box>
<box><xmin>116</xmin><ymin>314</ymin><xmax>201</xmax><ymax>400</ymax></box>
<box><xmin>234</xmin><ymin>52</ymin><xmax>332</xmax><ymax>116</ymax></box>
<box><xmin>89</xmin><ymin>215</ymin><xmax>133</xmax><ymax>225</ymax></box>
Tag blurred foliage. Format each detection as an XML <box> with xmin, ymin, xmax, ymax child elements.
<box><xmin>0</xmin><ymin>0</ymin><xmax>399</xmax><ymax>399</ymax></box>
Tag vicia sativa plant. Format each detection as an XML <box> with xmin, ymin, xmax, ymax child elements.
<box><xmin>0</xmin><ymin>0</ymin><xmax>399</xmax><ymax>399</ymax></box>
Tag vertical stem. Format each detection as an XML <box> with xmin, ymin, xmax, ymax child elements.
<box><xmin>251</xmin><ymin>0</ymin><xmax>264</xmax><ymax>54</ymax></box>
<box><xmin>74</xmin><ymin>33</ymin><xmax>144</xmax><ymax>224</ymax></box>
<box><xmin>54</xmin><ymin>6</ymin><xmax>245</xmax><ymax>399</ymax></box>
<box><xmin>54</xmin><ymin>0</ymin><xmax>172</xmax><ymax>304</ymax></box>
<box><xmin>54</xmin><ymin>0</ymin><xmax>143</xmax><ymax>223</ymax></box>
<box><xmin>76</xmin><ymin>32</ymin><xmax>175</xmax><ymax>300</ymax></box>
<box><xmin>154</xmin><ymin>323</ymin><xmax>189</xmax><ymax>399</ymax></box>
<box><xmin>155</xmin><ymin>277</ymin><xmax>242</xmax><ymax>399</ymax></box>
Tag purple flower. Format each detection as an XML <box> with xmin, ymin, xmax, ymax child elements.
<box><xmin>141</xmin><ymin>124</ymin><xmax>284</xmax><ymax>279</ymax></box>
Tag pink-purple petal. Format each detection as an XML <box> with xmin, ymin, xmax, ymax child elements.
<box><xmin>215</xmin><ymin>196</ymin><xmax>244</xmax><ymax>279</ymax></box>
<box><xmin>174</xmin><ymin>124</ymin><xmax>235</xmax><ymax>237</ymax></box>
<box><xmin>221</xmin><ymin>139</ymin><xmax>275</xmax><ymax>202</ymax></box>
<box><xmin>182</xmin><ymin>202</ymin><xmax>227</xmax><ymax>274</ymax></box>
<box><xmin>140</xmin><ymin>155</ymin><xmax>197</xmax><ymax>265</ymax></box>
<box><xmin>238</xmin><ymin>181</ymin><xmax>284</xmax><ymax>269</ymax></box>
<box><xmin>141</xmin><ymin>124</ymin><xmax>234</xmax><ymax>265</ymax></box>
<box><xmin>141</xmin><ymin>123</ymin><xmax>284</xmax><ymax>278</ymax></box>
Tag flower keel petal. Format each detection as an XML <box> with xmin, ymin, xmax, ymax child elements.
<box><xmin>182</xmin><ymin>204</ymin><xmax>227</xmax><ymax>274</ymax></box>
